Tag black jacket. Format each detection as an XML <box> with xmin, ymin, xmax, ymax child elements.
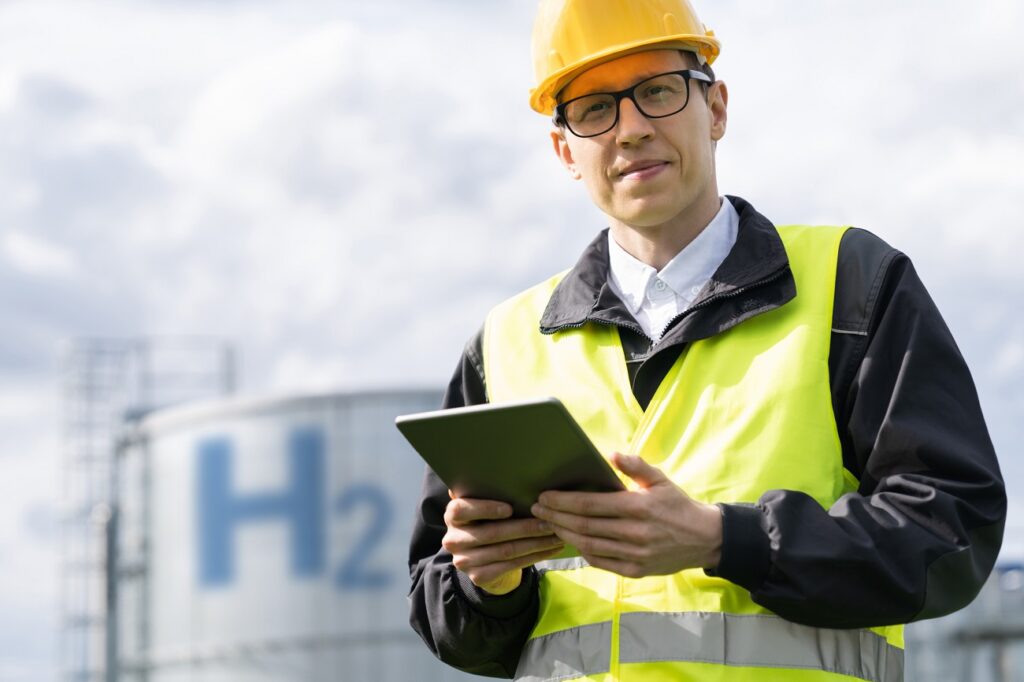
<box><xmin>408</xmin><ymin>196</ymin><xmax>1006</xmax><ymax>678</ymax></box>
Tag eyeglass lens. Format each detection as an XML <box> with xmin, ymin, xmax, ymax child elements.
<box><xmin>563</xmin><ymin>73</ymin><xmax>692</xmax><ymax>138</ymax></box>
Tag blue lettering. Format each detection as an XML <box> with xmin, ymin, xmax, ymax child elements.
<box><xmin>334</xmin><ymin>484</ymin><xmax>393</xmax><ymax>589</ymax></box>
<box><xmin>197</xmin><ymin>428</ymin><xmax>325</xmax><ymax>586</ymax></box>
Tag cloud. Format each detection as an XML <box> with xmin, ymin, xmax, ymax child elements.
<box><xmin>1</xmin><ymin>230</ymin><xmax>77</xmax><ymax>277</ymax></box>
<box><xmin>0</xmin><ymin>382</ymin><xmax>60</xmax><ymax>676</ymax></box>
<box><xmin>707</xmin><ymin>0</ymin><xmax>1024</xmax><ymax>503</ymax></box>
<box><xmin>15</xmin><ymin>74</ymin><xmax>91</xmax><ymax>117</ymax></box>
<box><xmin>0</xmin><ymin>1</ymin><xmax>556</xmax><ymax>390</ymax></box>
<box><xmin>1005</xmin><ymin>499</ymin><xmax>1024</xmax><ymax>561</ymax></box>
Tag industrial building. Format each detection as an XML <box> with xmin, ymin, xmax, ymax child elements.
<box><xmin>60</xmin><ymin>338</ymin><xmax>474</xmax><ymax>681</ymax></box>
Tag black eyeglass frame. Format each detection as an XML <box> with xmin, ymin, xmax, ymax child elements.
<box><xmin>553</xmin><ymin>69</ymin><xmax>715</xmax><ymax>138</ymax></box>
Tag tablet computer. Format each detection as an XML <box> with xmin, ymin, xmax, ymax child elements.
<box><xmin>395</xmin><ymin>397</ymin><xmax>625</xmax><ymax>518</ymax></box>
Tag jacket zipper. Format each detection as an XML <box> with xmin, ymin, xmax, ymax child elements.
<box><xmin>656</xmin><ymin>266</ymin><xmax>790</xmax><ymax>339</ymax></box>
<box><xmin>547</xmin><ymin>265</ymin><xmax>790</xmax><ymax>340</ymax></box>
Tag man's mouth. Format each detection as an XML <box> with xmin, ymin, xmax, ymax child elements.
<box><xmin>617</xmin><ymin>161</ymin><xmax>669</xmax><ymax>180</ymax></box>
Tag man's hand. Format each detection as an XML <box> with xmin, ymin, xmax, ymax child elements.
<box><xmin>442</xmin><ymin>494</ymin><xmax>565</xmax><ymax>595</ymax></box>
<box><xmin>531</xmin><ymin>452</ymin><xmax>722</xmax><ymax>578</ymax></box>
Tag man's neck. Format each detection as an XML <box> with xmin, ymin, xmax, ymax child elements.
<box><xmin>608</xmin><ymin>194</ymin><xmax>723</xmax><ymax>271</ymax></box>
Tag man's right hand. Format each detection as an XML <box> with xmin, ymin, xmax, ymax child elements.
<box><xmin>442</xmin><ymin>494</ymin><xmax>565</xmax><ymax>595</ymax></box>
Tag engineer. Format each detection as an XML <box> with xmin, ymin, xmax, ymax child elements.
<box><xmin>408</xmin><ymin>1</ymin><xmax>1006</xmax><ymax>680</ymax></box>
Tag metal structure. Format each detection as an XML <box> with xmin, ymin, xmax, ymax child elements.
<box><xmin>60</xmin><ymin>338</ymin><xmax>235</xmax><ymax>682</ymax></box>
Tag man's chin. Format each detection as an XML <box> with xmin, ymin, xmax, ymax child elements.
<box><xmin>611</xmin><ymin>206</ymin><xmax>682</xmax><ymax>231</ymax></box>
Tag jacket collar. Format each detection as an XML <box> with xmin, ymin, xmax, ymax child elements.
<box><xmin>539</xmin><ymin>195</ymin><xmax>795</xmax><ymax>342</ymax></box>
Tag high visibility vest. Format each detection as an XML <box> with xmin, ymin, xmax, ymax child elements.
<box><xmin>483</xmin><ymin>225</ymin><xmax>905</xmax><ymax>682</ymax></box>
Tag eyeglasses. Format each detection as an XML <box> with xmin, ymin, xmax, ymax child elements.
<box><xmin>554</xmin><ymin>69</ymin><xmax>714</xmax><ymax>138</ymax></box>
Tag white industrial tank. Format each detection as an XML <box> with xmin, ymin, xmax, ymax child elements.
<box><xmin>113</xmin><ymin>389</ymin><xmax>479</xmax><ymax>681</ymax></box>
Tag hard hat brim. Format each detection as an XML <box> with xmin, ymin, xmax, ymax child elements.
<box><xmin>529</xmin><ymin>34</ymin><xmax>721</xmax><ymax>116</ymax></box>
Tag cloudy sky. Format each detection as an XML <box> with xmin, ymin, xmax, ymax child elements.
<box><xmin>1</xmin><ymin>0</ymin><xmax>1022</xmax><ymax>678</ymax></box>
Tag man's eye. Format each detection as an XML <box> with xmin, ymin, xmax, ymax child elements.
<box><xmin>639</xmin><ymin>84</ymin><xmax>682</xmax><ymax>102</ymax></box>
<box><xmin>570</xmin><ymin>99</ymin><xmax>613</xmax><ymax>123</ymax></box>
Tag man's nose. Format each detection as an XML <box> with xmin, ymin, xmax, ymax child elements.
<box><xmin>615</xmin><ymin>97</ymin><xmax>655</xmax><ymax>145</ymax></box>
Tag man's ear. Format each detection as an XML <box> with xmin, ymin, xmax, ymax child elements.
<box><xmin>708</xmin><ymin>80</ymin><xmax>728</xmax><ymax>142</ymax></box>
<box><xmin>551</xmin><ymin>128</ymin><xmax>583</xmax><ymax>180</ymax></box>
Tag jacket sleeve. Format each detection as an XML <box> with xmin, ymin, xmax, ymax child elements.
<box><xmin>711</xmin><ymin>228</ymin><xmax>1007</xmax><ymax>629</ymax></box>
<box><xmin>407</xmin><ymin>330</ymin><xmax>540</xmax><ymax>677</ymax></box>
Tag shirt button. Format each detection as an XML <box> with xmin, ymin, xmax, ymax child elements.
<box><xmin>654</xmin><ymin>280</ymin><xmax>667</xmax><ymax>291</ymax></box>
<box><xmin>690</xmin><ymin>285</ymin><xmax>702</xmax><ymax>296</ymax></box>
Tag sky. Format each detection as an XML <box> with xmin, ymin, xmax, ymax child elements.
<box><xmin>1</xmin><ymin>0</ymin><xmax>1022</xmax><ymax>678</ymax></box>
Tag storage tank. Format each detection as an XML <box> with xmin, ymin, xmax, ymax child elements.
<box><xmin>113</xmin><ymin>389</ymin><xmax>478</xmax><ymax>681</ymax></box>
<box><xmin>904</xmin><ymin>562</ymin><xmax>1024</xmax><ymax>681</ymax></box>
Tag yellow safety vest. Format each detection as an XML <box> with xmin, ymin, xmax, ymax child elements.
<box><xmin>483</xmin><ymin>225</ymin><xmax>904</xmax><ymax>682</ymax></box>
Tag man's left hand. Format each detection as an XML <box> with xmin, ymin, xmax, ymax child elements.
<box><xmin>531</xmin><ymin>452</ymin><xmax>723</xmax><ymax>578</ymax></box>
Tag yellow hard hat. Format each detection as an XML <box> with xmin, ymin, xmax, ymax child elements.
<box><xmin>530</xmin><ymin>0</ymin><xmax>721</xmax><ymax>115</ymax></box>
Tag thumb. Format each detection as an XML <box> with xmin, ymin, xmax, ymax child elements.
<box><xmin>610</xmin><ymin>452</ymin><xmax>668</xmax><ymax>489</ymax></box>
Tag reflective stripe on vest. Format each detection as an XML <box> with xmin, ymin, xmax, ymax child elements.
<box><xmin>484</xmin><ymin>225</ymin><xmax>904</xmax><ymax>681</ymax></box>
<box><xmin>517</xmin><ymin>612</ymin><xmax>904</xmax><ymax>682</ymax></box>
<box><xmin>536</xmin><ymin>556</ymin><xmax>590</xmax><ymax>575</ymax></box>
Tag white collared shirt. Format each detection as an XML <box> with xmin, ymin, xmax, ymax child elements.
<box><xmin>607</xmin><ymin>197</ymin><xmax>739</xmax><ymax>342</ymax></box>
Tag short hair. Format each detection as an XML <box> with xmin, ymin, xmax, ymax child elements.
<box><xmin>681</xmin><ymin>50</ymin><xmax>716</xmax><ymax>100</ymax></box>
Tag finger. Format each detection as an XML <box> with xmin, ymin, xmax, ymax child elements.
<box><xmin>464</xmin><ymin>544</ymin><xmax>567</xmax><ymax>587</ymax></box>
<box><xmin>534</xmin><ymin>490</ymin><xmax>640</xmax><ymax>518</ymax></box>
<box><xmin>544</xmin><ymin>524</ymin><xmax>645</xmax><ymax>561</ymax></box>
<box><xmin>452</xmin><ymin>535</ymin><xmax>565</xmax><ymax>571</ymax></box>
<box><xmin>444</xmin><ymin>497</ymin><xmax>513</xmax><ymax>525</ymax></box>
<box><xmin>531</xmin><ymin>506</ymin><xmax>644</xmax><ymax>541</ymax></box>
<box><xmin>443</xmin><ymin>517</ymin><xmax>555</xmax><ymax>551</ymax></box>
<box><xmin>610</xmin><ymin>452</ymin><xmax>669</xmax><ymax>489</ymax></box>
<box><xmin>582</xmin><ymin>553</ymin><xmax>647</xmax><ymax>580</ymax></box>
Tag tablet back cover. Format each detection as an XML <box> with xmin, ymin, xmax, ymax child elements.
<box><xmin>395</xmin><ymin>397</ymin><xmax>623</xmax><ymax>518</ymax></box>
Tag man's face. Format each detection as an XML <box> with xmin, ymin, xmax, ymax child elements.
<box><xmin>551</xmin><ymin>49</ymin><xmax>728</xmax><ymax>232</ymax></box>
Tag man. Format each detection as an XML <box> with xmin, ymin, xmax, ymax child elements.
<box><xmin>408</xmin><ymin>1</ymin><xmax>1006</xmax><ymax>680</ymax></box>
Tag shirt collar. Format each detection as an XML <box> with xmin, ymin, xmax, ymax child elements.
<box><xmin>606</xmin><ymin>197</ymin><xmax>740</xmax><ymax>314</ymax></box>
<box><xmin>606</xmin><ymin>234</ymin><xmax>657</xmax><ymax>315</ymax></box>
<box><xmin>538</xmin><ymin>195</ymin><xmax>793</xmax><ymax>336</ymax></box>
